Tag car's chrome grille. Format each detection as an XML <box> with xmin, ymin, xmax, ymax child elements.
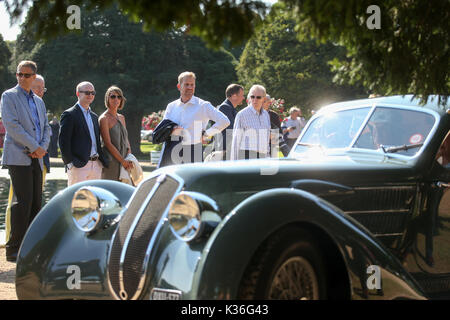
<box><xmin>107</xmin><ymin>174</ymin><xmax>181</xmax><ymax>300</ymax></box>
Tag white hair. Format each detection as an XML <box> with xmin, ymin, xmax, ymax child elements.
<box><xmin>247</xmin><ymin>84</ymin><xmax>266</xmax><ymax>99</ymax></box>
<box><xmin>35</xmin><ymin>74</ymin><xmax>45</xmax><ymax>82</ymax></box>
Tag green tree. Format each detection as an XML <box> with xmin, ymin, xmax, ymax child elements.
<box><xmin>4</xmin><ymin>0</ymin><xmax>267</xmax><ymax>48</ymax></box>
<box><xmin>15</xmin><ymin>5</ymin><xmax>237</xmax><ymax>155</ymax></box>
<box><xmin>6</xmin><ymin>0</ymin><xmax>448</xmax><ymax>103</ymax></box>
<box><xmin>237</xmin><ymin>13</ymin><xmax>365</xmax><ymax>113</ymax></box>
<box><xmin>0</xmin><ymin>35</ymin><xmax>14</xmax><ymax>93</ymax></box>
<box><xmin>281</xmin><ymin>0</ymin><xmax>449</xmax><ymax>103</ymax></box>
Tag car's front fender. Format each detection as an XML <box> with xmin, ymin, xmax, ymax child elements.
<box><xmin>193</xmin><ymin>188</ymin><xmax>426</xmax><ymax>300</ymax></box>
<box><xmin>15</xmin><ymin>180</ymin><xmax>134</xmax><ymax>300</ymax></box>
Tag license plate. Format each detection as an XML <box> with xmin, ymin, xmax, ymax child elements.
<box><xmin>150</xmin><ymin>288</ymin><xmax>182</xmax><ymax>300</ymax></box>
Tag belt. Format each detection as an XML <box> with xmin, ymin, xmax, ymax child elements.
<box><xmin>89</xmin><ymin>155</ymin><xmax>99</xmax><ymax>161</ymax></box>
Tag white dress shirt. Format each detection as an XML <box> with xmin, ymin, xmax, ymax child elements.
<box><xmin>230</xmin><ymin>105</ymin><xmax>271</xmax><ymax>160</ymax></box>
<box><xmin>163</xmin><ymin>96</ymin><xmax>230</xmax><ymax>145</ymax></box>
<box><xmin>77</xmin><ymin>103</ymin><xmax>98</xmax><ymax>157</ymax></box>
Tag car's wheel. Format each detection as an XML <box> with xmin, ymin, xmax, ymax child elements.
<box><xmin>237</xmin><ymin>226</ymin><xmax>327</xmax><ymax>300</ymax></box>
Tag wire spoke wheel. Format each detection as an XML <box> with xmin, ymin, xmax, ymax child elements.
<box><xmin>268</xmin><ymin>256</ymin><xmax>319</xmax><ymax>300</ymax></box>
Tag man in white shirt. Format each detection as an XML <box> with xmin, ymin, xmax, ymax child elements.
<box><xmin>230</xmin><ymin>85</ymin><xmax>271</xmax><ymax>160</ymax></box>
<box><xmin>162</xmin><ymin>71</ymin><xmax>230</xmax><ymax>164</ymax></box>
<box><xmin>282</xmin><ymin>106</ymin><xmax>307</xmax><ymax>152</ymax></box>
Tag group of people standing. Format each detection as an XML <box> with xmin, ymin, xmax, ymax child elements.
<box><xmin>0</xmin><ymin>61</ymin><xmax>306</xmax><ymax>263</ymax></box>
<box><xmin>155</xmin><ymin>72</ymin><xmax>306</xmax><ymax>166</ymax></box>
<box><xmin>0</xmin><ymin>60</ymin><xmax>135</xmax><ymax>262</ymax></box>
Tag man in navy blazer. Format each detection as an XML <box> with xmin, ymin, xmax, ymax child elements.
<box><xmin>59</xmin><ymin>81</ymin><xmax>107</xmax><ymax>186</ymax></box>
<box><xmin>215</xmin><ymin>84</ymin><xmax>245</xmax><ymax>160</ymax></box>
<box><xmin>0</xmin><ymin>60</ymin><xmax>50</xmax><ymax>262</ymax></box>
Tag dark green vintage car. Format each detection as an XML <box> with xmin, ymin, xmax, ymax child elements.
<box><xmin>16</xmin><ymin>95</ymin><xmax>450</xmax><ymax>300</ymax></box>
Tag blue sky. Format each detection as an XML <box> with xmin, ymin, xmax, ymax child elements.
<box><xmin>0</xmin><ymin>1</ymin><xmax>27</xmax><ymax>41</ymax></box>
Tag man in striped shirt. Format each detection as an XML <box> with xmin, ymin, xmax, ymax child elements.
<box><xmin>230</xmin><ymin>85</ymin><xmax>271</xmax><ymax>160</ymax></box>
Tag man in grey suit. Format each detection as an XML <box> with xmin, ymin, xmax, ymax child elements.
<box><xmin>0</xmin><ymin>60</ymin><xmax>50</xmax><ymax>262</ymax></box>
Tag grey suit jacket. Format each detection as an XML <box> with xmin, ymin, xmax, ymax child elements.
<box><xmin>0</xmin><ymin>85</ymin><xmax>51</xmax><ymax>171</ymax></box>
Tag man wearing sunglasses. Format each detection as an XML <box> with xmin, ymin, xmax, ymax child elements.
<box><xmin>59</xmin><ymin>81</ymin><xmax>107</xmax><ymax>185</ymax></box>
<box><xmin>230</xmin><ymin>84</ymin><xmax>271</xmax><ymax>160</ymax></box>
<box><xmin>0</xmin><ymin>60</ymin><xmax>51</xmax><ymax>262</ymax></box>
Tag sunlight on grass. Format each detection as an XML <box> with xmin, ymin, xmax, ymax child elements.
<box><xmin>140</xmin><ymin>141</ymin><xmax>161</xmax><ymax>155</ymax></box>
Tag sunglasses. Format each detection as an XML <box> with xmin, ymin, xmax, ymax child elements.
<box><xmin>250</xmin><ymin>95</ymin><xmax>263</xmax><ymax>100</ymax></box>
<box><xmin>79</xmin><ymin>90</ymin><xmax>96</xmax><ymax>96</ymax></box>
<box><xmin>109</xmin><ymin>95</ymin><xmax>122</xmax><ymax>100</ymax></box>
<box><xmin>16</xmin><ymin>72</ymin><xmax>35</xmax><ymax>78</ymax></box>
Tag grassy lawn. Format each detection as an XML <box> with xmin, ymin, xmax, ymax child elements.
<box><xmin>140</xmin><ymin>141</ymin><xmax>161</xmax><ymax>158</ymax></box>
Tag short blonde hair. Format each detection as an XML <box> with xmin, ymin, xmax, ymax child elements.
<box><xmin>105</xmin><ymin>86</ymin><xmax>126</xmax><ymax>110</ymax></box>
<box><xmin>178</xmin><ymin>71</ymin><xmax>196</xmax><ymax>85</ymax></box>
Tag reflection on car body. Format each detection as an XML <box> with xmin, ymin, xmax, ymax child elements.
<box><xmin>15</xmin><ymin>95</ymin><xmax>450</xmax><ymax>300</ymax></box>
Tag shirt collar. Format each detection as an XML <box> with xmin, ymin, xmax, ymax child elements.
<box><xmin>249</xmin><ymin>104</ymin><xmax>265</xmax><ymax>115</ymax></box>
<box><xmin>77</xmin><ymin>102</ymin><xmax>90</xmax><ymax>113</ymax></box>
<box><xmin>17</xmin><ymin>85</ymin><xmax>34</xmax><ymax>98</ymax></box>
<box><xmin>178</xmin><ymin>95</ymin><xmax>197</xmax><ymax>106</ymax></box>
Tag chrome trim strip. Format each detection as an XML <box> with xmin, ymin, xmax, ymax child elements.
<box><xmin>345</xmin><ymin>209</ymin><xmax>410</xmax><ymax>215</ymax></box>
<box><xmin>132</xmin><ymin>173</ymin><xmax>185</xmax><ymax>300</ymax></box>
<box><xmin>349</xmin><ymin>105</ymin><xmax>376</xmax><ymax>148</ymax></box>
<box><xmin>118</xmin><ymin>173</ymin><xmax>167</xmax><ymax>300</ymax></box>
<box><xmin>353</xmin><ymin>186</ymin><xmax>416</xmax><ymax>191</ymax></box>
<box><xmin>106</xmin><ymin>209</ymin><xmax>126</xmax><ymax>300</ymax></box>
<box><xmin>374</xmin><ymin>233</ymin><xmax>403</xmax><ymax>237</ymax></box>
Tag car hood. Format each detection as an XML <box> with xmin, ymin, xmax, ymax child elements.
<box><xmin>150</xmin><ymin>151</ymin><xmax>418</xmax><ymax>213</ymax></box>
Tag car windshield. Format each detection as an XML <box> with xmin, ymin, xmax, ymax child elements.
<box><xmin>294</xmin><ymin>106</ymin><xmax>436</xmax><ymax>157</ymax></box>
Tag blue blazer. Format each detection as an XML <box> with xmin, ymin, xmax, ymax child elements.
<box><xmin>0</xmin><ymin>85</ymin><xmax>50</xmax><ymax>171</ymax></box>
<box><xmin>59</xmin><ymin>104</ymin><xmax>107</xmax><ymax>169</ymax></box>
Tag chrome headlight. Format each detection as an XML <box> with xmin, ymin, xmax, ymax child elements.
<box><xmin>168</xmin><ymin>191</ymin><xmax>221</xmax><ymax>242</ymax></box>
<box><xmin>71</xmin><ymin>186</ymin><xmax>122</xmax><ymax>233</ymax></box>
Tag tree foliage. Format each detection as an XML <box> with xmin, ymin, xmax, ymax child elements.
<box><xmin>5</xmin><ymin>0</ymin><xmax>448</xmax><ymax>104</ymax></box>
<box><xmin>237</xmin><ymin>12</ymin><xmax>366</xmax><ymax>113</ymax></box>
<box><xmin>13</xmin><ymin>4</ymin><xmax>237</xmax><ymax>155</ymax></box>
<box><xmin>281</xmin><ymin>0</ymin><xmax>449</xmax><ymax>104</ymax></box>
<box><xmin>0</xmin><ymin>35</ymin><xmax>14</xmax><ymax>93</ymax></box>
<box><xmin>4</xmin><ymin>0</ymin><xmax>267</xmax><ymax>48</ymax></box>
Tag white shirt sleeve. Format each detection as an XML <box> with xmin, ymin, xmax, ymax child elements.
<box><xmin>163</xmin><ymin>102</ymin><xmax>174</xmax><ymax>121</ymax></box>
<box><xmin>204</xmin><ymin>102</ymin><xmax>230</xmax><ymax>137</ymax></box>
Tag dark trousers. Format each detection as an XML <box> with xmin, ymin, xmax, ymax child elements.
<box><xmin>6</xmin><ymin>159</ymin><xmax>42</xmax><ymax>255</ymax></box>
<box><xmin>159</xmin><ymin>142</ymin><xmax>203</xmax><ymax>167</ymax></box>
<box><xmin>180</xmin><ymin>143</ymin><xmax>204</xmax><ymax>163</ymax></box>
<box><xmin>286</xmin><ymin>138</ymin><xmax>297</xmax><ymax>152</ymax></box>
<box><xmin>239</xmin><ymin>150</ymin><xmax>267</xmax><ymax>160</ymax></box>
